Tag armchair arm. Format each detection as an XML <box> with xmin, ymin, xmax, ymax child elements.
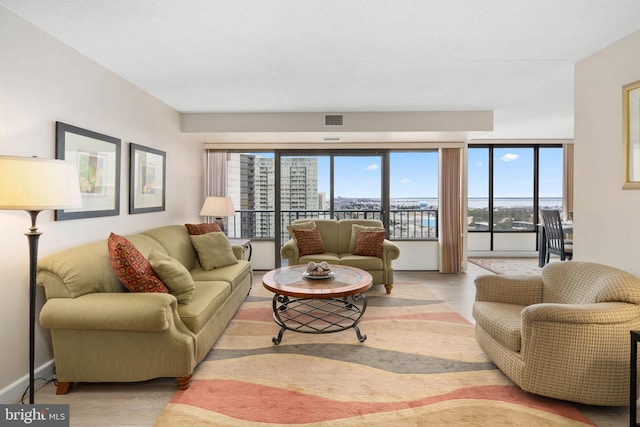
<box><xmin>280</xmin><ymin>239</ymin><xmax>300</xmax><ymax>265</ymax></box>
<box><xmin>474</xmin><ymin>274</ymin><xmax>543</xmax><ymax>306</ymax></box>
<box><xmin>40</xmin><ymin>292</ymin><xmax>179</xmax><ymax>332</ymax></box>
<box><xmin>522</xmin><ymin>301</ymin><xmax>640</xmax><ymax>325</ymax></box>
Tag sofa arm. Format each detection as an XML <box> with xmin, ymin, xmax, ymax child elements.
<box><xmin>522</xmin><ymin>301</ymin><xmax>640</xmax><ymax>325</ymax></box>
<box><xmin>231</xmin><ymin>244</ymin><xmax>244</xmax><ymax>260</ymax></box>
<box><xmin>382</xmin><ymin>240</ymin><xmax>400</xmax><ymax>264</ymax></box>
<box><xmin>40</xmin><ymin>292</ymin><xmax>179</xmax><ymax>332</ymax></box>
<box><xmin>280</xmin><ymin>239</ymin><xmax>300</xmax><ymax>265</ymax></box>
<box><xmin>474</xmin><ymin>274</ymin><xmax>543</xmax><ymax>306</ymax></box>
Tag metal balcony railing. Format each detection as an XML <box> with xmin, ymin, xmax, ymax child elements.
<box><xmin>225</xmin><ymin>209</ymin><xmax>438</xmax><ymax>241</ymax></box>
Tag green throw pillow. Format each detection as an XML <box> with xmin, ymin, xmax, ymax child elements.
<box><xmin>148</xmin><ymin>250</ymin><xmax>196</xmax><ymax>304</ymax></box>
<box><xmin>189</xmin><ymin>232</ymin><xmax>238</xmax><ymax>270</ymax></box>
<box><xmin>348</xmin><ymin>224</ymin><xmax>386</xmax><ymax>253</ymax></box>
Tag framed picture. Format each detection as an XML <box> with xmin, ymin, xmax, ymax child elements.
<box><xmin>129</xmin><ymin>143</ymin><xmax>166</xmax><ymax>214</ymax></box>
<box><xmin>55</xmin><ymin>122</ymin><xmax>121</xmax><ymax>220</ymax></box>
<box><xmin>623</xmin><ymin>80</ymin><xmax>640</xmax><ymax>189</ymax></box>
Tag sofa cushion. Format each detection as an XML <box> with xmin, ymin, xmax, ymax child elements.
<box><xmin>185</xmin><ymin>222</ymin><xmax>222</xmax><ymax>235</ymax></box>
<box><xmin>189</xmin><ymin>232</ymin><xmax>239</xmax><ymax>270</ymax></box>
<box><xmin>107</xmin><ymin>233</ymin><xmax>168</xmax><ymax>293</ymax></box>
<box><xmin>190</xmin><ymin>260</ymin><xmax>252</xmax><ymax>291</ymax></box>
<box><xmin>293</xmin><ymin>227</ymin><xmax>325</xmax><ymax>256</ymax></box>
<box><xmin>348</xmin><ymin>224</ymin><xmax>386</xmax><ymax>253</ymax></box>
<box><xmin>299</xmin><ymin>253</ymin><xmax>341</xmax><ymax>265</ymax></box>
<box><xmin>148</xmin><ymin>250</ymin><xmax>195</xmax><ymax>304</ymax></box>
<box><xmin>177</xmin><ymin>281</ymin><xmax>232</xmax><ymax>334</ymax></box>
<box><xmin>472</xmin><ymin>301</ymin><xmax>524</xmax><ymax>352</ymax></box>
<box><xmin>353</xmin><ymin>230</ymin><xmax>385</xmax><ymax>258</ymax></box>
<box><xmin>340</xmin><ymin>254</ymin><xmax>384</xmax><ymax>270</ymax></box>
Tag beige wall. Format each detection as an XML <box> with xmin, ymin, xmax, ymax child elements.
<box><xmin>0</xmin><ymin>7</ymin><xmax>202</xmax><ymax>401</ymax></box>
<box><xmin>574</xmin><ymin>29</ymin><xmax>640</xmax><ymax>272</ymax></box>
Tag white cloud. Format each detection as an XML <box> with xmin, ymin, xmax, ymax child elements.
<box><xmin>500</xmin><ymin>153</ymin><xmax>520</xmax><ymax>162</ymax></box>
<box><xmin>366</xmin><ymin>164</ymin><xmax>379</xmax><ymax>171</ymax></box>
<box><xmin>400</xmin><ymin>178</ymin><xmax>411</xmax><ymax>184</ymax></box>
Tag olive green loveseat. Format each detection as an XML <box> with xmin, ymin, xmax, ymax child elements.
<box><xmin>280</xmin><ymin>219</ymin><xmax>400</xmax><ymax>294</ymax></box>
<box><xmin>36</xmin><ymin>225</ymin><xmax>252</xmax><ymax>394</ymax></box>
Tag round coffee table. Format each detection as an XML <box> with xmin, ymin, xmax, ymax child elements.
<box><xmin>262</xmin><ymin>265</ymin><xmax>373</xmax><ymax>344</ymax></box>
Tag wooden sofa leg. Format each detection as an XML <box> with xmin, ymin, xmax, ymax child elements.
<box><xmin>56</xmin><ymin>382</ymin><xmax>73</xmax><ymax>395</ymax></box>
<box><xmin>385</xmin><ymin>284</ymin><xmax>393</xmax><ymax>294</ymax></box>
<box><xmin>177</xmin><ymin>374</ymin><xmax>193</xmax><ymax>390</ymax></box>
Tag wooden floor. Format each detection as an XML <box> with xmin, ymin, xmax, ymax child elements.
<box><xmin>33</xmin><ymin>264</ymin><xmax>630</xmax><ymax>426</ymax></box>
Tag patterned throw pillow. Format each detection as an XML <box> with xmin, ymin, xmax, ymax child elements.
<box><xmin>107</xmin><ymin>233</ymin><xmax>168</xmax><ymax>293</ymax></box>
<box><xmin>353</xmin><ymin>230</ymin><xmax>385</xmax><ymax>258</ymax></box>
<box><xmin>292</xmin><ymin>227</ymin><xmax>325</xmax><ymax>256</ymax></box>
<box><xmin>286</xmin><ymin>220</ymin><xmax>316</xmax><ymax>241</ymax></box>
<box><xmin>185</xmin><ymin>223</ymin><xmax>222</xmax><ymax>235</ymax></box>
<box><xmin>348</xmin><ymin>224</ymin><xmax>385</xmax><ymax>253</ymax></box>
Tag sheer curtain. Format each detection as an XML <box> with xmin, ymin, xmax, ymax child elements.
<box><xmin>439</xmin><ymin>148</ymin><xmax>463</xmax><ymax>273</ymax></box>
<box><xmin>203</xmin><ymin>151</ymin><xmax>228</xmax><ymax>224</ymax></box>
<box><xmin>205</xmin><ymin>150</ymin><xmax>228</xmax><ymax>197</ymax></box>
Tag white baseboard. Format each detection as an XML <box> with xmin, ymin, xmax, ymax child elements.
<box><xmin>0</xmin><ymin>359</ymin><xmax>55</xmax><ymax>404</ymax></box>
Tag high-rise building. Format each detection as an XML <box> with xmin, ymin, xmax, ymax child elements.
<box><xmin>230</xmin><ymin>154</ymin><xmax>319</xmax><ymax>238</ymax></box>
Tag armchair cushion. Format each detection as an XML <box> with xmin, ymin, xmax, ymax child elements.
<box><xmin>107</xmin><ymin>233</ymin><xmax>168</xmax><ymax>294</ymax></box>
<box><xmin>148</xmin><ymin>250</ymin><xmax>196</xmax><ymax>304</ymax></box>
<box><xmin>353</xmin><ymin>230</ymin><xmax>385</xmax><ymax>258</ymax></box>
<box><xmin>472</xmin><ymin>301</ymin><xmax>524</xmax><ymax>352</ymax></box>
<box><xmin>189</xmin><ymin>232</ymin><xmax>238</xmax><ymax>270</ymax></box>
<box><xmin>292</xmin><ymin>227</ymin><xmax>325</xmax><ymax>256</ymax></box>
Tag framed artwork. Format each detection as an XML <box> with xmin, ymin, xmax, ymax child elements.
<box><xmin>623</xmin><ymin>80</ymin><xmax>640</xmax><ymax>189</ymax></box>
<box><xmin>129</xmin><ymin>143</ymin><xmax>166</xmax><ymax>214</ymax></box>
<box><xmin>55</xmin><ymin>122</ymin><xmax>121</xmax><ymax>220</ymax></box>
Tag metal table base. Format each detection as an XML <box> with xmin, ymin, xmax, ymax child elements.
<box><xmin>271</xmin><ymin>293</ymin><xmax>367</xmax><ymax>344</ymax></box>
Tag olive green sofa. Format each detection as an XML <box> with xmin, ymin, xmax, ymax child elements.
<box><xmin>473</xmin><ymin>261</ymin><xmax>640</xmax><ymax>406</ymax></box>
<box><xmin>36</xmin><ymin>225</ymin><xmax>252</xmax><ymax>394</ymax></box>
<box><xmin>280</xmin><ymin>219</ymin><xmax>400</xmax><ymax>294</ymax></box>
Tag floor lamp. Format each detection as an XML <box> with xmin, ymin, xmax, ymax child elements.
<box><xmin>199</xmin><ymin>196</ymin><xmax>236</xmax><ymax>234</ymax></box>
<box><xmin>0</xmin><ymin>156</ymin><xmax>80</xmax><ymax>404</ymax></box>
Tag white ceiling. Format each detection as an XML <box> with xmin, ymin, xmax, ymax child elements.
<box><xmin>2</xmin><ymin>0</ymin><xmax>640</xmax><ymax>141</ymax></box>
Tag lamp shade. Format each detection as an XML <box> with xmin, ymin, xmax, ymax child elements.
<box><xmin>199</xmin><ymin>196</ymin><xmax>235</xmax><ymax>217</ymax></box>
<box><xmin>0</xmin><ymin>156</ymin><xmax>81</xmax><ymax>210</ymax></box>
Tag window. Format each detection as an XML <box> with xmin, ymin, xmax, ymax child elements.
<box><xmin>467</xmin><ymin>144</ymin><xmax>564</xmax><ymax>243</ymax></box>
<box><xmin>389</xmin><ymin>151</ymin><xmax>438</xmax><ymax>239</ymax></box>
<box><xmin>222</xmin><ymin>150</ymin><xmax>439</xmax><ymax>244</ymax></box>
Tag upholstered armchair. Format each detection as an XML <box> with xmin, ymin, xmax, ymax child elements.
<box><xmin>473</xmin><ymin>261</ymin><xmax>640</xmax><ymax>406</ymax></box>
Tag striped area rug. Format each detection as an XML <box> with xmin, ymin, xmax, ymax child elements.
<box><xmin>154</xmin><ymin>281</ymin><xmax>594</xmax><ymax>426</ymax></box>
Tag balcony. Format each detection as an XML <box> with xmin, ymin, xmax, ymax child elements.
<box><xmin>226</xmin><ymin>209</ymin><xmax>438</xmax><ymax>241</ymax></box>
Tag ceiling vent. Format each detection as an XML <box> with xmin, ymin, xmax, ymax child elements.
<box><xmin>324</xmin><ymin>114</ymin><xmax>344</xmax><ymax>126</ymax></box>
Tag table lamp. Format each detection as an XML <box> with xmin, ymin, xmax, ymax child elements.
<box><xmin>199</xmin><ymin>196</ymin><xmax>235</xmax><ymax>233</ymax></box>
<box><xmin>0</xmin><ymin>156</ymin><xmax>81</xmax><ymax>404</ymax></box>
